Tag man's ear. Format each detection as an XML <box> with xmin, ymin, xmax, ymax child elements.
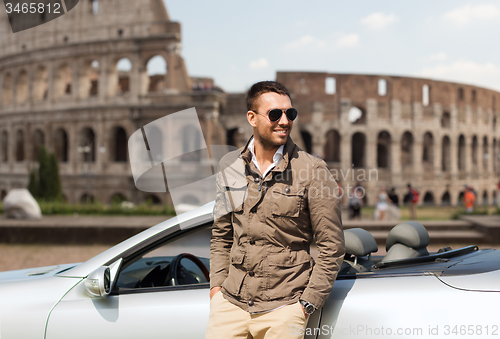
<box><xmin>247</xmin><ymin>110</ymin><xmax>257</xmax><ymax>128</ymax></box>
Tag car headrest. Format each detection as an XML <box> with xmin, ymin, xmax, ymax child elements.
<box><xmin>386</xmin><ymin>221</ymin><xmax>429</xmax><ymax>251</ymax></box>
<box><xmin>344</xmin><ymin>228</ymin><xmax>378</xmax><ymax>257</ymax></box>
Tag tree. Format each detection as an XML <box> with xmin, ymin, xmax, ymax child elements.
<box><xmin>27</xmin><ymin>146</ymin><xmax>63</xmax><ymax>201</ymax></box>
<box><xmin>48</xmin><ymin>152</ymin><xmax>63</xmax><ymax>201</ymax></box>
<box><xmin>37</xmin><ymin>146</ymin><xmax>50</xmax><ymax>199</ymax></box>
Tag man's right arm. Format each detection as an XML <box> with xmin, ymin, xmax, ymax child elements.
<box><xmin>209</xmin><ymin>172</ymin><xmax>234</xmax><ymax>297</ymax></box>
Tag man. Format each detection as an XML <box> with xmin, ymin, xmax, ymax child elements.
<box><xmin>206</xmin><ymin>81</ymin><xmax>345</xmax><ymax>339</ymax></box>
<box><xmin>406</xmin><ymin>184</ymin><xmax>418</xmax><ymax>220</ymax></box>
<box><xmin>463</xmin><ymin>186</ymin><xmax>476</xmax><ymax>213</ymax></box>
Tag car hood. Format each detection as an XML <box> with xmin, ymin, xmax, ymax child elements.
<box><xmin>0</xmin><ymin>263</ymin><xmax>79</xmax><ymax>283</ymax></box>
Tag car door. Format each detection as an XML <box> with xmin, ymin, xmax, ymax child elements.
<box><xmin>46</xmin><ymin>225</ymin><xmax>213</xmax><ymax>339</ymax></box>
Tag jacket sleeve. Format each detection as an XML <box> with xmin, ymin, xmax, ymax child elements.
<box><xmin>209</xmin><ymin>170</ymin><xmax>234</xmax><ymax>289</ymax></box>
<box><xmin>301</xmin><ymin>159</ymin><xmax>345</xmax><ymax>309</ymax></box>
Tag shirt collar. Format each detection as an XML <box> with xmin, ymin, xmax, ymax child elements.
<box><xmin>248</xmin><ymin>137</ymin><xmax>284</xmax><ymax>164</ymax></box>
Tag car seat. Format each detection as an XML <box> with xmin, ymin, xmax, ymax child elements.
<box><xmin>381</xmin><ymin>221</ymin><xmax>429</xmax><ymax>262</ymax></box>
<box><xmin>341</xmin><ymin>228</ymin><xmax>378</xmax><ymax>273</ymax></box>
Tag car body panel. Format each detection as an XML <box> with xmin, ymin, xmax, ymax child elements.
<box><xmin>319</xmin><ymin>275</ymin><xmax>500</xmax><ymax>339</ymax></box>
<box><xmin>46</xmin><ymin>281</ymin><xmax>210</xmax><ymax>339</ymax></box>
<box><xmin>0</xmin><ymin>275</ymin><xmax>82</xmax><ymax>338</ymax></box>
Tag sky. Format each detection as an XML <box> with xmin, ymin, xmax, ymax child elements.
<box><xmin>164</xmin><ymin>0</ymin><xmax>500</xmax><ymax>93</ymax></box>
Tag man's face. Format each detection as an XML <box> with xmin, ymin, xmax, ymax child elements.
<box><xmin>247</xmin><ymin>92</ymin><xmax>293</xmax><ymax>148</ymax></box>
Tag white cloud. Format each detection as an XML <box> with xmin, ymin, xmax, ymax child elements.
<box><xmin>443</xmin><ymin>3</ymin><xmax>500</xmax><ymax>27</ymax></box>
<box><xmin>336</xmin><ymin>33</ymin><xmax>359</xmax><ymax>49</ymax></box>
<box><xmin>361</xmin><ymin>12</ymin><xmax>399</xmax><ymax>30</ymax></box>
<box><xmin>285</xmin><ymin>35</ymin><xmax>326</xmax><ymax>50</ymax></box>
<box><xmin>426</xmin><ymin>52</ymin><xmax>447</xmax><ymax>61</ymax></box>
<box><xmin>418</xmin><ymin>60</ymin><xmax>500</xmax><ymax>91</ymax></box>
<box><xmin>249</xmin><ymin>58</ymin><xmax>269</xmax><ymax>70</ymax></box>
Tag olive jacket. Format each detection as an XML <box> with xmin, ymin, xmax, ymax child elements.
<box><xmin>210</xmin><ymin>136</ymin><xmax>345</xmax><ymax>313</ymax></box>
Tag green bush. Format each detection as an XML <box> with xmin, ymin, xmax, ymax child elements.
<box><xmin>37</xmin><ymin>201</ymin><xmax>175</xmax><ymax>216</ymax></box>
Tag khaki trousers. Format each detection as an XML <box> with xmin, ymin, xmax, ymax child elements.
<box><xmin>205</xmin><ymin>291</ymin><xmax>309</xmax><ymax>339</ymax></box>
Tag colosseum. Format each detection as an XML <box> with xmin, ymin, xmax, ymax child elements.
<box><xmin>1</xmin><ymin>0</ymin><xmax>500</xmax><ymax>207</ymax></box>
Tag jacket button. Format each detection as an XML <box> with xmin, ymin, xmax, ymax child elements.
<box><xmin>285</xmin><ymin>187</ymin><xmax>291</xmax><ymax>194</ymax></box>
<box><xmin>254</xmin><ymin>177</ymin><xmax>260</xmax><ymax>183</ymax></box>
<box><xmin>248</xmin><ymin>300</ymin><xmax>254</xmax><ymax>306</ymax></box>
<box><xmin>248</xmin><ymin>271</ymin><xmax>255</xmax><ymax>277</ymax></box>
<box><xmin>249</xmin><ymin>239</ymin><xmax>255</xmax><ymax>245</ymax></box>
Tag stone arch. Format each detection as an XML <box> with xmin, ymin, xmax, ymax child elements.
<box><xmin>1</xmin><ymin>130</ymin><xmax>8</xmax><ymax>162</ymax></box>
<box><xmin>458</xmin><ymin>134</ymin><xmax>466</xmax><ymax>171</ymax></box>
<box><xmin>482</xmin><ymin>190</ymin><xmax>488</xmax><ymax>205</ymax></box>
<box><xmin>33</xmin><ymin>66</ymin><xmax>48</xmax><ymax>101</ymax></box>
<box><xmin>147</xmin><ymin>125</ymin><xmax>164</xmax><ymax>163</ymax></box>
<box><xmin>80</xmin><ymin>60</ymin><xmax>100</xmax><ymax>98</ymax></box>
<box><xmin>110</xmin><ymin>192</ymin><xmax>127</xmax><ymax>204</ymax></box>
<box><xmin>181</xmin><ymin>125</ymin><xmax>202</xmax><ymax>162</ymax></box>
<box><xmin>111</xmin><ymin>57</ymin><xmax>132</xmax><ymax>96</ymax></box>
<box><xmin>226</xmin><ymin>127</ymin><xmax>246</xmax><ymax>148</ymax></box>
<box><xmin>441</xmin><ymin>191</ymin><xmax>451</xmax><ymax>205</ymax></box>
<box><xmin>54</xmin><ymin>63</ymin><xmax>73</xmax><ymax>98</ymax></box>
<box><xmin>441</xmin><ymin>111</ymin><xmax>451</xmax><ymax>128</ymax></box>
<box><xmin>442</xmin><ymin>136</ymin><xmax>451</xmax><ymax>172</ymax></box>
<box><xmin>423</xmin><ymin>191</ymin><xmax>434</xmax><ymax>205</ymax></box>
<box><xmin>181</xmin><ymin>195</ymin><xmax>201</xmax><ymax>205</ymax></box>
<box><xmin>16</xmin><ymin>70</ymin><xmax>29</xmax><ymax>104</ymax></box>
<box><xmin>458</xmin><ymin>191</ymin><xmax>465</xmax><ymax>204</ymax></box>
<box><xmin>146</xmin><ymin>55</ymin><xmax>167</xmax><ymax>93</ymax></box>
<box><xmin>348</xmin><ymin>106</ymin><xmax>366</xmax><ymax>124</ymax></box>
<box><xmin>54</xmin><ymin>128</ymin><xmax>69</xmax><ymax>162</ymax></box>
<box><xmin>422</xmin><ymin>132</ymin><xmax>434</xmax><ymax>166</ymax></box>
<box><xmin>483</xmin><ymin>136</ymin><xmax>489</xmax><ymax>171</ymax></box>
<box><xmin>80</xmin><ymin>193</ymin><xmax>95</xmax><ymax>204</ymax></box>
<box><xmin>400</xmin><ymin>131</ymin><xmax>413</xmax><ymax>168</ymax></box>
<box><xmin>472</xmin><ymin>135</ymin><xmax>478</xmax><ymax>166</ymax></box>
<box><xmin>324</xmin><ymin>129</ymin><xmax>340</xmax><ymax>162</ymax></box>
<box><xmin>78</xmin><ymin>127</ymin><xmax>96</xmax><ymax>162</ymax></box>
<box><xmin>32</xmin><ymin>129</ymin><xmax>45</xmax><ymax>161</ymax></box>
<box><xmin>145</xmin><ymin>194</ymin><xmax>162</xmax><ymax>205</ymax></box>
<box><xmin>110</xmin><ymin>126</ymin><xmax>127</xmax><ymax>162</ymax></box>
<box><xmin>300</xmin><ymin>130</ymin><xmax>313</xmax><ymax>154</ymax></box>
<box><xmin>351</xmin><ymin>132</ymin><xmax>365</xmax><ymax>168</ymax></box>
<box><xmin>15</xmin><ymin>129</ymin><xmax>25</xmax><ymax>162</ymax></box>
<box><xmin>377</xmin><ymin>131</ymin><xmax>391</xmax><ymax>168</ymax></box>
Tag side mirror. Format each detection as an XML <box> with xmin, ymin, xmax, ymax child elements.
<box><xmin>85</xmin><ymin>266</ymin><xmax>111</xmax><ymax>297</ymax></box>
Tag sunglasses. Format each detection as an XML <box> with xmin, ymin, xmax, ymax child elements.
<box><xmin>252</xmin><ymin>108</ymin><xmax>298</xmax><ymax>122</ymax></box>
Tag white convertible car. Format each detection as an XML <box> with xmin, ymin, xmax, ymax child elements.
<box><xmin>1</xmin><ymin>202</ymin><xmax>500</xmax><ymax>339</ymax></box>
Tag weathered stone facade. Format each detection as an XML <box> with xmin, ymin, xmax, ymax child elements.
<box><xmin>0</xmin><ymin>0</ymin><xmax>225</xmax><ymax>204</ymax></box>
<box><xmin>1</xmin><ymin>1</ymin><xmax>499</xmax><ymax>207</ymax></box>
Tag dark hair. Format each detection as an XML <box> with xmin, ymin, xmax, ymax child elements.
<box><xmin>246</xmin><ymin>81</ymin><xmax>291</xmax><ymax>111</ymax></box>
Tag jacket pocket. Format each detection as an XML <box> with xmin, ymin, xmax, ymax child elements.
<box><xmin>270</xmin><ymin>186</ymin><xmax>304</xmax><ymax>218</ymax></box>
<box><xmin>264</xmin><ymin>250</ymin><xmax>311</xmax><ymax>300</ymax></box>
<box><xmin>222</xmin><ymin>248</ymin><xmax>246</xmax><ymax>297</ymax></box>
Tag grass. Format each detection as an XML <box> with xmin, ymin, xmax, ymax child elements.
<box><xmin>0</xmin><ymin>200</ymin><xmax>175</xmax><ymax>216</ymax></box>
